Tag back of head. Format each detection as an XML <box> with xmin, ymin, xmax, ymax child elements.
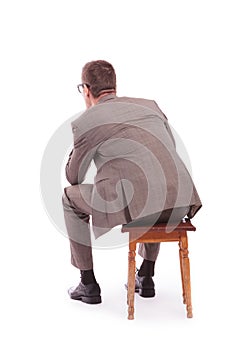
<box><xmin>81</xmin><ymin>60</ymin><xmax>116</xmax><ymax>98</ymax></box>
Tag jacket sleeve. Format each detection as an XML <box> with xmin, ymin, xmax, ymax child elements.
<box><xmin>65</xmin><ymin>125</ymin><xmax>96</xmax><ymax>185</ymax></box>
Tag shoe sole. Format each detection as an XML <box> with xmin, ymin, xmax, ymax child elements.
<box><xmin>71</xmin><ymin>295</ymin><xmax>102</xmax><ymax>304</ymax></box>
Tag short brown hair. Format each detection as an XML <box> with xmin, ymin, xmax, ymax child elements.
<box><xmin>81</xmin><ymin>60</ymin><xmax>116</xmax><ymax>98</ymax></box>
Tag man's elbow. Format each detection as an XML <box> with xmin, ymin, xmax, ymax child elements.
<box><xmin>66</xmin><ymin>169</ymin><xmax>78</xmax><ymax>185</ymax></box>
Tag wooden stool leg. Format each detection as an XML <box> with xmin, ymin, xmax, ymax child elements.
<box><xmin>127</xmin><ymin>240</ymin><xmax>136</xmax><ymax>320</ymax></box>
<box><xmin>179</xmin><ymin>240</ymin><xmax>186</xmax><ymax>304</ymax></box>
<box><xmin>180</xmin><ymin>234</ymin><xmax>193</xmax><ymax>318</ymax></box>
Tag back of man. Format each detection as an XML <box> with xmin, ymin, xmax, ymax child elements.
<box><xmin>68</xmin><ymin>94</ymin><xmax>201</xmax><ymax>237</ymax></box>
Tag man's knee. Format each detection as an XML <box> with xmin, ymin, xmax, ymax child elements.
<box><xmin>62</xmin><ymin>186</ymin><xmax>72</xmax><ymax>208</ymax></box>
<box><xmin>62</xmin><ymin>184</ymin><xmax>93</xmax><ymax>215</ymax></box>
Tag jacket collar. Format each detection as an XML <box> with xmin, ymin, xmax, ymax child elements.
<box><xmin>97</xmin><ymin>94</ymin><xmax>117</xmax><ymax>104</ymax></box>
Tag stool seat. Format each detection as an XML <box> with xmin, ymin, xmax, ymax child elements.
<box><xmin>122</xmin><ymin>219</ymin><xmax>196</xmax><ymax>320</ymax></box>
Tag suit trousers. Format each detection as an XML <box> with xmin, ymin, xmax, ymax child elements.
<box><xmin>62</xmin><ymin>184</ymin><xmax>189</xmax><ymax>270</ymax></box>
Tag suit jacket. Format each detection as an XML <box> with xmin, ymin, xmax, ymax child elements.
<box><xmin>66</xmin><ymin>95</ymin><xmax>202</xmax><ymax>237</ymax></box>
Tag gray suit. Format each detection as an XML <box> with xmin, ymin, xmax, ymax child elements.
<box><xmin>62</xmin><ymin>95</ymin><xmax>202</xmax><ymax>269</ymax></box>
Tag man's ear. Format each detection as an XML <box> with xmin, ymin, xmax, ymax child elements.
<box><xmin>83</xmin><ymin>85</ymin><xmax>90</xmax><ymax>97</ymax></box>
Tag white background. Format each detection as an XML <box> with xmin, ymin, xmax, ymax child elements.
<box><xmin>1</xmin><ymin>0</ymin><xmax>232</xmax><ymax>349</ymax></box>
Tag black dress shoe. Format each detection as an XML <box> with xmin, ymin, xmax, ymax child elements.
<box><xmin>135</xmin><ymin>273</ymin><xmax>155</xmax><ymax>298</ymax></box>
<box><xmin>68</xmin><ymin>282</ymin><xmax>101</xmax><ymax>304</ymax></box>
<box><xmin>125</xmin><ymin>272</ymin><xmax>155</xmax><ymax>298</ymax></box>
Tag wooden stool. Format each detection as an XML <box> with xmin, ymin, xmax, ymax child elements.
<box><xmin>122</xmin><ymin>219</ymin><xmax>196</xmax><ymax>320</ymax></box>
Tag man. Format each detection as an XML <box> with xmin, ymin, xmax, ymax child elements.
<box><xmin>62</xmin><ymin>60</ymin><xmax>202</xmax><ymax>304</ymax></box>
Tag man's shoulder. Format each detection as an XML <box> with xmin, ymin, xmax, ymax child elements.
<box><xmin>71</xmin><ymin>108</ymin><xmax>95</xmax><ymax>130</ymax></box>
<box><xmin>116</xmin><ymin>96</ymin><xmax>156</xmax><ymax>108</ymax></box>
<box><xmin>115</xmin><ymin>96</ymin><xmax>167</xmax><ymax>118</ymax></box>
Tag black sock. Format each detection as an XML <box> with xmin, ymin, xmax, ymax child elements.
<box><xmin>138</xmin><ymin>259</ymin><xmax>155</xmax><ymax>277</ymax></box>
<box><xmin>80</xmin><ymin>269</ymin><xmax>97</xmax><ymax>285</ymax></box>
